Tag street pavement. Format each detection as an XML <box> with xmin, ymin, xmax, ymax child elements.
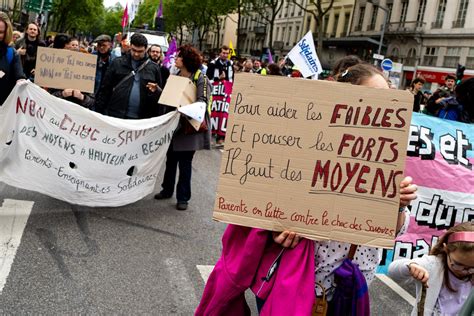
<box><xmin>0</xmin><ymin>147</ymin><xmax>415</xmax><ymax>315</ymax></box>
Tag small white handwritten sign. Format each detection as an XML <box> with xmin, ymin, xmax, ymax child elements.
<box><xmin>35</xmin><ymin>47</ymin><xmax>97</xmax><ymax>93</ymax></box>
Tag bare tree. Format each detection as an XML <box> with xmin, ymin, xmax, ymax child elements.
<box><xmin>242</xmin><ymin>0</ymin><xmax>284</xmax><ymax>53</ymax></box>
<box><xmin>292</xmin><ymin>0</ymin><xmax>335</xmax><ymax>58</ymax></box>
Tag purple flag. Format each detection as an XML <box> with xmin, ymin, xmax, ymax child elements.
<box><xmin>163</xmin><ymin>37</ymin><xmax>177</xmax><ymax>69</ymax></box>
<box><xmin>157</xmin><ymin>0</ymin><xmax>163</xmax><ymax>18</ymax></box>
<box><xmin>267</xmin><ymin>48</ymin><xmax>274</xmax><ymax>64</ymax></box>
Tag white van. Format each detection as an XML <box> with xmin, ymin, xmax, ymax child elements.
<box><xmin>129</xmin><ymin>31</ymin><xmax>169</xmax><ymax>52</ymax></box>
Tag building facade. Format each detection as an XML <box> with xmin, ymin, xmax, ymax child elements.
<box><xmin>302</xmin><ymin>0</ymin><xmax>356</xmax><ymax>68</ymax></box>
<box><xmin>202</xmin><ymin>14</ymin><xmax>238</xmax><ymax>54</ymax></box>
<box><xmin>238</xmin><ymin>9</ymin><xmax>269</xmax><ymax>57</ymax></box>
<box><xmin>351</xmin><ymin>0</ymin><xmax>474</xmax><ymax>89</ymax></box>
<box><xmin>271</xmin><ymin>0</ymin><xmax>307</xmax><ymax>60</ymax></box>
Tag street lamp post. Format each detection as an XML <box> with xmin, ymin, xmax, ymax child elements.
<box><xmin>368</xmin><ymin>0</ymin><xmax>389</xmax><ymax>65</ymax></box>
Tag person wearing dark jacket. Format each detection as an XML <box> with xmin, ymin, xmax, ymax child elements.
<box><xmin>0</xmin><ymin>12</ymin><xmax>25</xmax><ymax>105</ymax></box>
<box><xmin>154</xmin><ymin>44</ymin><xmax>211</xmax><ymax>211</ymax></box>
<box><xmin>408</xmin><ymin>77</ymin><xmax>426</xmax><ymax>113</ymax></box>
<box><xmin>14</xmin><ymin>22</ymin><xmax>45</xmax><ymax>81</ymax></box>
<box><xmin>424</xmin><ymin>74</ymin><xmax>456</xmax><ymax>116</ymax></box>
<box><xmin>93</xmin><ymin>34</ymin><xmax>114</xmax><ymax>96</ymax></box>
<box><xmin>94</xmin><ymin>33</ymin><xmax>164</xmax><ymax>119</ymax></box>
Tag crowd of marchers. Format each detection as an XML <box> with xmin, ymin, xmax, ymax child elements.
<box><xmin>1</xmin><ymin>12</ymin><xmax>473</xmax><ymax>316</ymax></box>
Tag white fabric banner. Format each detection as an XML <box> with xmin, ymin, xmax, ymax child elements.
<box><xmin>287</xmin><ymin>31</ymin><xmax>323</xmax><ymax>78</ymax></box>
<box><xmin>0</xmin><ymin>82</ymin><xmax>180</xmax><ymax>207</ymax></box>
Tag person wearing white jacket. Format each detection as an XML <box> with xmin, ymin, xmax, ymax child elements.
<box><xmin>388</xmin><ymin>222</ymin><xmax>474</xmax><ymax>316</ymax></box>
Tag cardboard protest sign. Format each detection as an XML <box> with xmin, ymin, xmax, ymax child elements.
<box><xmin>35</xmin><ymin>47</ymin><xmax>97</xmax><ymax>93</ymax></box>
<box><xmin>377</xmin><ymin>113</ymin><xmax>473</xmax><ymax>273</ymax></box>
<box><xmin>159</xmin><ymin>75</ymin><xmax>196</xmax><ymax>108</ymax></box>
<box><xmin>158</xmin><ymin>75</ymin><xmax>202</xmax><ymax>130</ymax></box>
<box><xmin>0</xmin><ymin>82</ymin><xmax>179</xmax><ymax>207</ymax></box>
<box><xmin>213</xmin><ymin>73</ymin><xmax>413</xmax><ymax>248</ymax></box>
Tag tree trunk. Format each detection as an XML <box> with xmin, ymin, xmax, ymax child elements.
<box><xmin>268</xmin><ymin>19</ymin><xmax>274</xmax><ymax>52</ymax></box>
<box><xmin>179</xmin><ymin>25</ymin><xmax>184</xmax><ymax>45</ymax></box>
<box><xmin>317</xmin><ymin>16</ymin><xmax>323</xmax><ymax>59</ymax></box>
<box><xmin>215</xmin><ymin>17</ymin><xmax>221</xmax><ymax>50</ymax></box>
<box><xmin>236</xmin><ymin>0</ymin><xmax>241</xmax><ymax>55</ymax></box>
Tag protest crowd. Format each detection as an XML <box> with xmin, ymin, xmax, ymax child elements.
<box><xmin>0</xmin><ymin>3</ymin><xmax>473</xmax><ymax>315</ymax></box>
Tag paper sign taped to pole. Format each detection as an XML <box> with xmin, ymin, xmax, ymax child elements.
<box><xmin>213</xmin><ymin>73</ymin><xmax>413</xmax><ymax>248</ymax></box>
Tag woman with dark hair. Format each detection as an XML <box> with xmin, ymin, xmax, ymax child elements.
<box><xmin>155</xmin><ymin>44</ymin><xmax>211</xmax><ymax>211</ymax></box>
<box><xmin>0</xmin><ymin>12</ymin><xmax>25</xmax><ymax>105</ymax></box>
<box><xmin>331</xmin><ymin>54</ymin><xmax>362</xmax><ymax>78</ymax></box>
<box><xmin>267</xmin><ymin>63</ymin><xmax>282</xmax><ymax>76</ymax></box>
<box><xmin>409</xmin><ymin>77</ymin><xmax>426</xmax><ymax>112</ymax></box>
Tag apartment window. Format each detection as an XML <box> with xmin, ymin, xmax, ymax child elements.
<box><xmin>342</xmin><ymin>13</ymin><xmax>350</xmax><ymax>36</ymax></box>
<box><xmin>466</xmin><ymin>48</ymin><xmax>474</xmax><ymax>69</ymax></box>
<box><xmin>433</xmin><ymin>0</ymin><xmax>447</xmax><ymax>28</ymax></box>
<box><xmin>276</xmin><ymin>27</ymin><xmax>280</xmax><ymax>41</ymax></box>
<box><xmin>391</xmin><ymin>47</ymin><xmax>400</xmax><ymax>62</ymax></box>
<box><xmin>294</xmin><ymin>26</ymin><xmax>300</xmax><ymax>45</ymax></box>
<box><xmin>453</xmin><ymin>0</ymin><xmax>469</xmax><ymax>28</ymax></box>
<box><xmin>333</xmin><ymin>14</ymin><xmax>339</xmax><ymax>36</ymax></box>
<box><xmin>291</xmin><ymin>3</ymin><xmax>296</xmax><ymax>17</ymax></box>
<box><xmin>400</xmin><ymin>1</ymin><xmax>408</xmax><ymax>26</ymax></box>
<box><xmin>416</xmin><ymin>0</ymin><xmax>426</xmax><ymax>27</ymax></box>
<box><xmin>287</xmin><ymin>26</ymin><xmax>292</xmax><ymax>46</ymax></box>
<box><xmin>324</xmin><ymin>16</ymin><xmax>329</xmax><ymax>35</ymax></box>
<box><xmin>369</xmin><ymin>7</ymin><xmax>377</xmax><ymax>30</ymax></box>
<box><xmin>356</xmin><ymin>7</ymin><xmax>365</xmax><ymax>31</ymax></box>
<box><xmin>386</xmin><ymin>3</ymin><xmax>393</xmax><ymax>22</ymax></box>
<box><xmin>423</xmin><ymin>47</ymin><xmax>438</xmax><ymax>66</ymax></box>
<box><xmin>443</xmin><ymin>47</ymin><xmax>461</xmax><ymax>68</ymax></box>
<box><xmin>405</xmin><ymin>48</ymin><xmax>417</xmax><ymax>66</ymax></box>
<box><xmin>282</xmin><ymin>27</ymin><xmax>286</xmax><ymax>43</ymax></box>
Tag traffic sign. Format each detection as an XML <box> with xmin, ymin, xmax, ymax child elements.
<box><xmin>381</xmin><ymin>58</ymin><xmax>393</xmax><ymax>71</ymax></box>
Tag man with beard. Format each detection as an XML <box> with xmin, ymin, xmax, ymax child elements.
<box><xmin>15</xmin><ymin>22</ymin><xmax>45</xmax><ymax>81</ymax></box>
<box><xmin>148</xmin><ymin>44</ymin><xmax>169</xmax><ymax>86</ymax></box>
<box><xmin>94</xmin><ymin>33</ymin><xmax>164</xmax><ymax>119</ymax></box>
<box><xmin>93</xmin><ymin>34</ymin><xmax>114</xmax><ymax>96</ymax></box>
<box><xmin>425</xmin><ymin>74</ymin><xmax>457</xmax><ymax>116</ymax></box>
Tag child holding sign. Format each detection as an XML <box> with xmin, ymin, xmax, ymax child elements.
<box><xmin>271</xmin><ymin>64</ymin><xmax>418</xmax><ymax>314</ymax></box>
<box><xmin>388</xmin><ymin>222</ymin><xmax>473</xmax><ymax>316</ymax></box>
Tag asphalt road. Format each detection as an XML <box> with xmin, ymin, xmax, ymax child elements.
<box><xmin>0</xmin><ymin>147</ymin><xmax>415</xmax><ymax>315</ymax></box>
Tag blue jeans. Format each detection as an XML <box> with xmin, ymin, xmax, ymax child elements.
<box><xmin>160</xmin><ymin>149</ymin><xmax>195</xmax><ymax>203</ymax></box>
